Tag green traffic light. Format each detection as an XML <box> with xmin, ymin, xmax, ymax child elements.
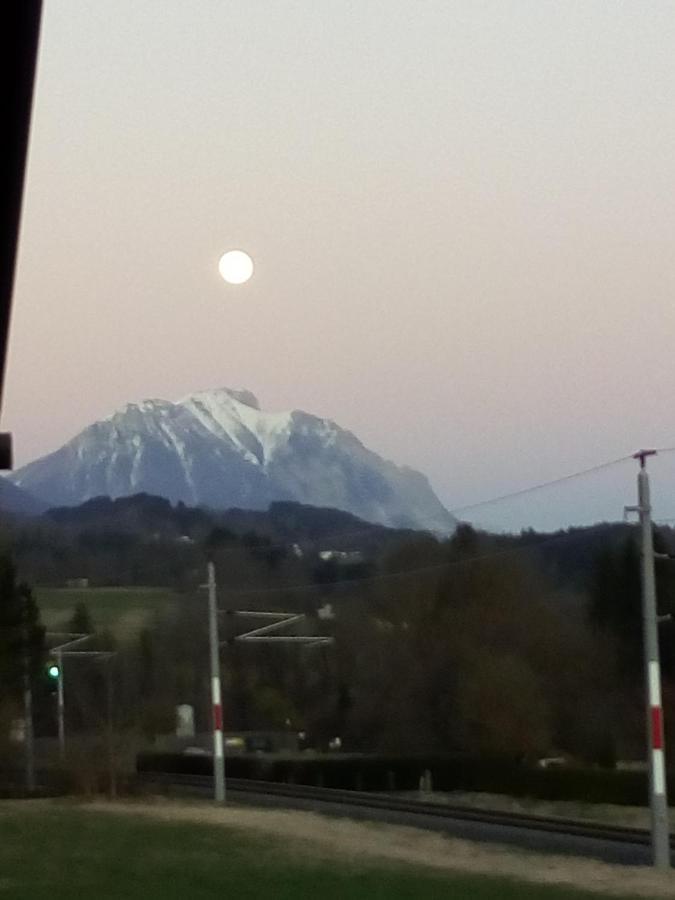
<box><xmin>47</xmin><ymin>664</ymin><xmax>59</xmax><ymax>679</ymax></box>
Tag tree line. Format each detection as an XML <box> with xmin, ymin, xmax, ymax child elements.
<box><xmin>1</xmin><ymin>496</ymin><xmax>675</xmax><ymax>774</ymax></box>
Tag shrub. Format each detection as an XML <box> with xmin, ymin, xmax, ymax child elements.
<box><xmin>135</xmin><ymin>752</ymin><xmax>660</xmax><ymax>806</ymax></box>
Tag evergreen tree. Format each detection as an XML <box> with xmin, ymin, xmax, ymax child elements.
<box><xmin>590</xmin><ymin>535</ymin><xmax>642</xmax><ymax>674</ymax></box>
<box><xmin>68</xmin><ymin>601</ymin><xmax>94</xmax><ymax>635</ymax></box>
<box><xmin>0</xmin><ymin>556</ymin><xmax>45</xmax><ymax>706</ymax></box>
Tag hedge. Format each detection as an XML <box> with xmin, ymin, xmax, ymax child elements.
<box><xmin>135</xmin><ymin>753</ymin><xmax>664</xmax><ymax>807</ymax></box>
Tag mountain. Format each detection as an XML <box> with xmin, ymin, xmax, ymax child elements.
<box><xmin>10</xmin><ymin>388</ymin><xmax>456</xmax><ymax>533</ymax></box>
<box><xmin>0</xmin><ymin>478</ymin><xmax>46</xmax><ymax>516</ymax></box>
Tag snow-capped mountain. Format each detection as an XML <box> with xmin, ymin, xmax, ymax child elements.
<box><xmin>9</xmin><ymin>388</ymin><xmax>456</xmax><ymax>533</ymax></box>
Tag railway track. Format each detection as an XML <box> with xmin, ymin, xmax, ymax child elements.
<box><xmin>136</xmin><ymin>771</ymin><xmax>674</xmax><ymax>866</ymax></box>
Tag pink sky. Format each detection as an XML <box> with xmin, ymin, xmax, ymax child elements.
<box><xmin>6</xmin><ymin>1</ymin><xmax>675</xmax><ymax>529</ymax></box>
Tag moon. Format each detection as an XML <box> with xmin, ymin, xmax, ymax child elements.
<box><xmin>218</xmin><ymin>250</ymin><xmax>254</xmax><ymax>285</ymax></box>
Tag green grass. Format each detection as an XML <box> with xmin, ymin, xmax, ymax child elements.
<box><xmin>35</xmin><ymin>587</ymin><xmax>180</xmax><ymax>639</ymax></box>
<box><xmin>0</xmin><ymin>804</ymin><xmax>655</xmax><ymax>900</ymax></box>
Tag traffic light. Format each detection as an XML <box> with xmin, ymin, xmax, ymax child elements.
<box><xmin>47</xmin><ymin>663</ymin><xmax>59</xmax><ymax>679</ymax></box>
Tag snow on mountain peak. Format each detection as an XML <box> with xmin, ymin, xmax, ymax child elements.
<box><xmin>178</xmin><ymin>386</ymin><xmax>260</xmax><ymax>409</ymax></box>
<box><xmin>10</xmin><ymin>386</ymin><xmax>456</xmax><ymax>533</ymax></box>
<box><xmin>103</xmin><ymin>398</ymin><xmax>173</xmax><ymax>422</ymax></box>
<box><xmin>181</xmin><ymin>388</ymin><xmax>293</xmax><ymax>467</ymax></box>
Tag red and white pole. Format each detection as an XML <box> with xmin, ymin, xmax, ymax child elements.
<box><xmin>649</xmin><ymin>662</ymin><xmax>666</xmax><ymax>798</ymax></box>
<box><xmin>207</xmin><ymin>561</ymin><xmax>225</xmax><ymax>802</ymax></box>
<box><xmin>634</xmin><ymin>451</ymin><xmax>669</xmax><ymax>869</ymax></box>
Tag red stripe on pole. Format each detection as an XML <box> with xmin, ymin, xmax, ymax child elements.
<box><xmin>213</xmin><ymin>704</ymin><xmax>223</xmax><ymax>731</ymax></box>
<box><xmin>651</xmin><ymin>706</ymin><xmax>664</xmax><ymax>750</ymax></box>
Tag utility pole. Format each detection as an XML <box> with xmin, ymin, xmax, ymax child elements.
<box><xmin>629</xmin><ymin>450</ymin><xmax>670</xmax><ymax>869</ymax></box>
<box><xmin>202</xmin><ymin>567</ymin><xmax>333</xmax><ymax>802</ymax></box>
<box><xmin>56</xmin><ymin>649</ymin><xmax>65</xmax><ymax>761</ymax></box>
<box><xmin>207</xmin><ymin>561</ymin><xmax>225</xmax><ymax>802</ymax></box>
<box><xmin>21</xmin><ymin>602</ymin><xmax>35</xmax><ymax>793</ymax></box>
<box><xmin>22</xmin><ymin>661</ymin><xmax>35</xmax><ymax>793</ymax></box>
<box><xmin>106</xmin><ymin>656</ymin><xmax>116</xmax><ymax>799</ymax></box>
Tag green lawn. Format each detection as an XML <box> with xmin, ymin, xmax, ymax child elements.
<box><xmin>0</xmin><ymin>804</ymin><xmax>656</xmax><ymax>900</ymax></box>
<box><xmin>35</xmin><ymin>587</ymin><xmax>180</xmax><ymax>639</ymax></box>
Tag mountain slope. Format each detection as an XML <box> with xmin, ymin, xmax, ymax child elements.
<box><xmin>0</xmin><ymin>478</ymin><xmax>47</xmax><ymax>516</ymax></box>
<box><xmin>10</xmin><ymin>388</ymin><xmax>456</xmax><ymax>533</ymax></box>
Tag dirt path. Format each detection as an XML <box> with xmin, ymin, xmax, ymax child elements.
<box><xmin>83</xmin><ymin>798</ymin><xmax>675</xmax><ymax>898</ymax></box>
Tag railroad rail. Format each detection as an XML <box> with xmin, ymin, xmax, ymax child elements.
<box><xmin>136</xmin><ymin>771</ymin><xmax>675</xmax><ymax>865</ymax></box>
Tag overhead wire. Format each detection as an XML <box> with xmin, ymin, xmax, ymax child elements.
<box><xmin>448</xmin><ymin>454</ymin><xmax>633</xmax><ymax>516</ymax></box>
<box><xmin>216</xmin><ymin>520</ymin><xmax>634</xmax><ymax>598</ymax></box>
<box><xmin>204</xmin><ymin>453</ymin><xmax>635</xmax><ymax>557</ymax></box>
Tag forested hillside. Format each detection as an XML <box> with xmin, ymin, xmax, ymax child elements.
<box><xmin>2</xmin><ymin>493</ymin><xmax>674</xmax><ymax>767</ymax></box>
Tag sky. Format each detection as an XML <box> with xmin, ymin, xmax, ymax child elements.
<box><xmin>6</xmin><ymin>0</ymin><xmax>675</xmax><ymax>531</ymax></box>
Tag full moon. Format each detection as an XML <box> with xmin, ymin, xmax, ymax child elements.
<box><xmin>218</xmin><ymin>250</ymin><xmax>254</xmax><ymax>285</ymax></box>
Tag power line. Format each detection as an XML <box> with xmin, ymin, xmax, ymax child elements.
<box><xmin>448</xmin><ymin>454</ymin><xmax>633</xmax><ymax>516</ymax></box>
<box><xmin>206</xmin><ymin>453</ymin><xmax>634</xmax><ymax>558</ymax></box>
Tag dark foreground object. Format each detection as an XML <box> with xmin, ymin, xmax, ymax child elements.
<box><xmin>0</xmin><ymin>0</ymin><xmax>42</xmax><ymax>431</ymax></box>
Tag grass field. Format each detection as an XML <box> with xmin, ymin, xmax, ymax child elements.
<box><xmin>0</xmin><ymin>802</ymin><xmax>662</xmax><ymax>900</ymax></box>
<box><xmin>35</xmin><ymin>587</ymin><xmax>180</xmax><ymax>639</ymax></box>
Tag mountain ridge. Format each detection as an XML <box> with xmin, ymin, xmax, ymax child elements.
<box><xmin>9</xmin><ymin>387</ymin><xmax>456</xmax><ymax>533</ymax></box>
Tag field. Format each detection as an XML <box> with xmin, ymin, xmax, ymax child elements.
<box><xmin>35</xmin><ymin>587</ymin><xmax>181</xmax><ymax>639</ymax></box>
<box><xmin>0</xmin><ymin>801</ymin><xmax>670</xmax><ymax>900</ymax></box>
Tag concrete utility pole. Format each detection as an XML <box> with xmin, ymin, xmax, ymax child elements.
<box><xmin>21</xmin><ymin>604</ymin><xmax>36</xmax><ymax>793</ymax></box>
<box><xmin>202</xmin><ymin>562</ymin><xmax>333</xmax><ymax>803</ymax></box>
<box><xmin>202</xmin><ymin>566</ymin><xmax>334</xmax><ymax>804</ymax></box>
<box><xmin>56</xmin><ymin>649</ymin><xmax>65</xmax><ymax>760</ymax></box>
<box><xmin>630</xmin><ymin>450</ymin><xmax>670</xmax><ymax>869</ymax></box>
<box><xmin>207</xmin><ymin>561</ymin><xmax>225</xmax><ymax>802</ymax></box>
<box><xmin>106</xmin><ymin>656</ymin><xmax>116</xmax><ymax>798</ymax></box>
<box><xmin>22</xmin><ymin>663</ymin><xmax>35</xmax><ymax>793</ymax></box>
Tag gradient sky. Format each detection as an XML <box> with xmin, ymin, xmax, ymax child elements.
<box><xmin>6</xmin><ymin>0</ymin><xmax>675</xmax><ymax>530</ymax></box>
